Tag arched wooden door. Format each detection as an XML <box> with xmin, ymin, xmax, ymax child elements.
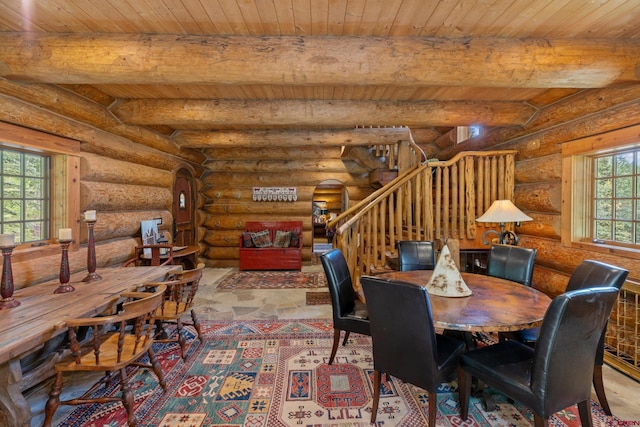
<box><xmin>173</xmin><ymin>168</ymin><xmax>195</xmax><ymax>246</ymax></box>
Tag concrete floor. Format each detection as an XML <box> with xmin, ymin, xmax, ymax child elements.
<box><xmin>27</xmin><ymin>264</ymin><xmax>640</xmax><ymax>426</ymax></box>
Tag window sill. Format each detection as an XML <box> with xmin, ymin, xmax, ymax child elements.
<box><xmin>570</xmin><ymin>240</ymin><xmax>640</xmax><ymax>260</ymax></box>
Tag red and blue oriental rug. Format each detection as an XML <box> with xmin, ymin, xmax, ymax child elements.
<box><xmin>216</xmin><ymin>271</ymin><xmax>327</xmax><ymax>290</ymax></box>
<box><xmin>56</xmin><ymin>320</ymin><xmax>621</xmax><ymax>426</ymax></box>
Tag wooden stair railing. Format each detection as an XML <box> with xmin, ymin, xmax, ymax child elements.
<box><xmin>327</xmin><ymin>150</ymin><xmax>518</xmax><ymax>299</ymax></box>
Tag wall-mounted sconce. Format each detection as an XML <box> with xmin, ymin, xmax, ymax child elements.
<box><xmin>476</xmin><ymin>199</ymin><xmax>532</xmax><ymax>245</ymax></box>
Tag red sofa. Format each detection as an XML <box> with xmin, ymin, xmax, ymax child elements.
<box><xmin>239</xmin><ymin>221</ymin><xmax>303</xmax><ymax>271</ymax></box>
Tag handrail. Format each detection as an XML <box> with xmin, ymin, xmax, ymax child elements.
<box><xmin>330</xmin><ymin>150</ymin><xmax>518</xmax><ymax>299</ymax></box>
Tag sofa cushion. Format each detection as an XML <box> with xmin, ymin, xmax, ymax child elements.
<box><xmin>251</xmin><ymin>230</ymin><xmax>273</xmax><ymax>248</ymax></box>
<box><xmin>273</xmin><ymin>230</ymin><xmax>292</xmax><ymax>248</ymax></box>
<box><xmin>241</xmin><ymin>232</ymin><xmax>255</xmax><ymax>248</ymax></box>
<box><xmin>289</xmin><ymin>230</ymin><xmax>301</xmax><ymax>248</ymax></box>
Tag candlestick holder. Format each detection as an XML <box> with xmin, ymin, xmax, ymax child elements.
<box><xmin>54</xmin><ymin>239</ymin><xmax>75</xmax><ymax>294</ymax></box>
<box><xmin>82</xmin><ymin>219</ymin><xmax>102</xmax><ymax>282</ymax></box>
<box><xmin>0</xmin><ymin>244</ymin><xmax>20</xmax><ymax>309</ymax></box>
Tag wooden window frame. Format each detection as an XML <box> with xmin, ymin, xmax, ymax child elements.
<box><xmin>562</xmin><ymin>124</ymin><xmax>640</xmax><ymax>260</ymax></box>
<box><xmin>0</xmin><ymin>122</ymin><xmax>80</xmax><ymax>260</ymax></box>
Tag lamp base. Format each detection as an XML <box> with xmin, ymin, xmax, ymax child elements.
<box><xmin>481</xmin><ymin>229</ymin><xmax>519</xmax><ymax>245</ymax></box>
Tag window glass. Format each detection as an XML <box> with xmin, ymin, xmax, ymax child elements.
<box><xmin>0</xmin><ymin>148</ymin><xmax>50</xmax><ymax>243</ymax></box>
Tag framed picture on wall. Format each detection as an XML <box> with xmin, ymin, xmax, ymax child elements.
<box><xmin>140</xmin><ymin>219</ymin><xmax>158</xmax><ymax>257</ymax></box>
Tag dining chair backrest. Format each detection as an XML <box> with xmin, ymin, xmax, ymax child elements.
<box><xmin>361</xmin><ymin>276</ymin><xmax>446</xmax><ymax>388</ymax></box>
<box><xmin>563</xmin><ymin>260</ymin><xmax>627</xmax><ymax>364</ymax></box>
<box><xmin>320</xmin><ymin>248</ymin><xmax>357</xmax><ymax>319</ymax></box>
<box><xmin>397</xmin><ymin>240</ymin><xmax>437</xmax><ymax>271</ymax></box>
<box><xmin>565</xmin><ymin>260</ymin><xmax>628</xmax><ymax>292</ymax></box>
<box><xmin>531</xmin><ymin>287</ymin><xmax>619</xmax><ymax>411</ymax></box>
<box><xmin>486</xmin><ymin>244</ymin><xmax>537</xmax><ymax>286</ymax></box>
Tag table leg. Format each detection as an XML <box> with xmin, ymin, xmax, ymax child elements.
<box><xmin>0</xmin><ymin>359</ymin><xmax>31</xmax><ymax>427</ymax></box>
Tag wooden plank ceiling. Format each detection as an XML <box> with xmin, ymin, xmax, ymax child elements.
<box><xmin>0</xmin><ymin>0</ymin><xmax>639</xmax><ymax>150</ymax></box>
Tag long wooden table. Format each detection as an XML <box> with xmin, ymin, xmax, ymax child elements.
<box><xmin>378</xmin><ymin>270</ymin><xmax>552</xmax><ymax>333</ymax></box>
<box><xmin>0</xmin><ymin>266</ymin><xmax>176</xmax><ymax>427</ymax></box>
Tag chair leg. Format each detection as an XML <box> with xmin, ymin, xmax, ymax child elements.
<box><xmin>191</xmin><ymin>308</ymin><xmax>203</xmax><ymax>342</ymax></box>
<box><xmin>42</xmin><ymin>372</ymin><xmax>63</xmax><ymax>427</ymax></box>
<box><xmin>119</xmin><ymin>368</ymin><xmax>137</xmax><ymax>427</ymax></box>
<box><xmin>533</xmin><ymin>414</ymin><xmax>549</xmax><ymax>427</ymax></box>
<box><xmin>577</xmin><ymin>400</ymin><xmax>594</xmax><ymax>427</ymax></box>
<box><xmin>371</xmin><ymin>370</ymin><xmax>382</xmax><ymax>423</ymax></box>
<box><xmin>329</xmin><ymin>328</ymin><xmax>341</xmax><ymax>365</ymax></box>
<box><xmin>176</xmin><ymin>318</ymin><xmax>187</xmax><ymax>360</ymax></box>
<box><xmin>428</xmin><ymin>391</ymin><xmax>437</xmax><ymax>426</ymax></box>
<box><xmin>342</xmin><ymin>330</ymin><xmax>351</xmax><ymax>346</ymax></box>
<box><xmin>592</xmin><ymin>364</ymin><xmax>612</xmax><ymax>415</ymax></box>
<box><xmin>148</xmin><ymin>348</ymin><xmax>167</xmax><ymax>390</ymax></box>
<box><xmin>457</xmin><ymin>368</ymin><xmax>471</xmax><ymax>421</ymax></box>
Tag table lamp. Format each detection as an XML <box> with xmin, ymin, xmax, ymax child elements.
<box><xmin>476</xmin><ymin>199</ymin><xmax>532</xmax><ymax>245</ymax></box>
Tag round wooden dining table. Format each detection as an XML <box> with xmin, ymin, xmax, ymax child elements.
<box><xmin>378</xmin><ymin>270</ymin><xmax>552</xmax><ymax>333</ymax></box>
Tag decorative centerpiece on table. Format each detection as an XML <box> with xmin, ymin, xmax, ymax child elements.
<box><xmin>425</xmin><ymin>244</ymin><xmax>472</xmax><ymax>297</ymax></box>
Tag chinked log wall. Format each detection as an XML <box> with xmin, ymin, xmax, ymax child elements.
<box><xmin>0</xmin><ymin>80</ymin><xmax>204</xmax><ymax>289</ymax></box>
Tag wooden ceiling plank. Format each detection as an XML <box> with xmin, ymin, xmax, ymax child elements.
<box><xmin>327</xmin><ymin>0</ymin><xmax>348</xmax><ymax>35</ymax></box>
<box><xmin>199</xmin><ymin>0</ymin><xmax>233</xmax><ymax>34</ymax></box>
<box><xmin>272</xmin><ymin>0</ymin><xmax>296</xmax><ymax>34</ymax></box>
<box><xmin>292</xmin><ymin>0</ymin><xmax>312</xmax><ymax>35</ymax></box>
<box><xmin>310</xmin><ymin>0</ymin><xmax>329</xmax><ymax>35</ymax></box>
<box><xmin>433</xmin><ymin>0</ymin><xmax>484</xmax><ymax>37</ymax></box>
<box><xmin>490</xmin><ymin>0</ymin><xmax>555</xmax><ymax>38</ymax></box>
<box><xmin>236</xmin><ymin>0</ymin><xmax>266</xmax><ymax>35</ymax></box>
<box><xmin>342</xmin><ymin>0</ymin><xmax>367</xmax><ymax>36</ymax></box>
<box><xmin>371</xmin><ymin>0</ymin><xmax>403</xmax><ymax>37</ymax></box>
<box><xmin>157</xmin><ymin>0</ymin><xmax>209</xmax><ymax>34</ymax></box>
<box><xmin>253</xmin><ymin>0</ymin><xmax>281</xmax><ymax>34</ymax></box>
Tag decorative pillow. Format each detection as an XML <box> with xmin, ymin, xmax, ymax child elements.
<box><xmin>273</xmin><ymin>230</ymin><xmax>291</xmax><ymax>248</ymax></box>
<box><xmin>241</xmin><ymin>232</ymin><xmax>255</xmax><ymax>248</ymax></box>
<box><xmin>250</xmin><ymin>229</ymin><xmax>273</xmax><ymax>248</ymax></box>
<box><xmin>289</xmin><ymin>231</ymin><xmax>300</xmax><ymax>248</ymax></box>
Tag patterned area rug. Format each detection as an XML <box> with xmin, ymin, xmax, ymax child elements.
<box><xmin>305</xmin><ymin>291</ymin><xmax>332</xmax><ymax>305</ymax></box>
<box><xmin>216</xmin><ymin>271</ymin><xmax>327</xmax><ymax>289</ymax></box>
<box><xmin>57</xmin><ymin>320</ymin><xmax>621</xmax><ymax>427</ymax></box>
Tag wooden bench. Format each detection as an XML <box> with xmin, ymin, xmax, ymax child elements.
<box><xmin>0</xmin><ymin>266</ymin><xmax>175</xmax><ymax>427</ymax></box>
<box><xmin>239</xmin><ymin>221</ymin><xmax>303</xmax><ymax>271</ymax></box>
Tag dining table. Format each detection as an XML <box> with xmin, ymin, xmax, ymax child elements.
<box><xmin>378</xmin><ymin>270</ymin><xmax>552</xmax><ymax>333</ymax></box>
<box><xmin>0</xmin><ymin>265</ymin><xmax>177</xmax><ymax>427</ymax></box>
<box><xmin>379</xmin><ymin>269</ymin><xmax>552</xmax><ymax>411</ymax></box>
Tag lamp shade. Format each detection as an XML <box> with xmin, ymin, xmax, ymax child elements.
<box><xmin>476</xmin><ymin>199</ymin><xmax>532</xmax><ymax>223</ymax></box>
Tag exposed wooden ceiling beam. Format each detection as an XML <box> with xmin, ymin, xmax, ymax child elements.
<box><xmin>113</xmin><ymin>99</ymin><xmax>536</xmax><ymax>128</ymax></box>
<box><xmin>0</xmin><ymin>34</ymin><xmax>638</xmax><ymax>87</ymax></box>
<box><xmin>174</xmin><ymin>128</ymin><xmax>412</xmax><ymax>148</ymax></box>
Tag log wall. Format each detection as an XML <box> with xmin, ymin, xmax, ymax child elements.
<box><xmin>0</xmin><ymin>82</ymin><xmax>204</xmax><ymax>288</ymax></box>
<box><xmin>201</xmin><ymin>146</ymin><xmax>375</xmax><ymax>267</ymax></box>
<box><xmin>496</xmin><ymin>99</ymin><xmax>640</xmax><ymax>297</ymax></box>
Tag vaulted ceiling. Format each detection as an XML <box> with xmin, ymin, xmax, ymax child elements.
<box><xmin>0</xmin><ymin>0</ymin><xmax>639</xmax><ymax>153</ymax></box>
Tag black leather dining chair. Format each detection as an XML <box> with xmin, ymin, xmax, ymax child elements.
<box><xmin>486</xmin><ymin>243</ymin><xmax>537</xmax><ymax>286</ymax></box>
<box><xmin>397</xmin><ymin>240</ymin><xmax>437</xmax><ymax>271</ymax></box>
<box><xmin>319</xmin><ymin>248</ymin><xmax>370</xmax><ymax>365</ymax></box>
<box><xmin>459</xmin><ymin>286</ymin><xmax>620</xmax><ymax>427</ymax></box>
<box><xmin>361</xmin><ymin>275</ymin><xmax>466</xmax><ymax>426</ymax></box>
<box><xmin>516</xmin><ymin>259</ymin><xmax>628</xmax><ymax>415</ymax></box>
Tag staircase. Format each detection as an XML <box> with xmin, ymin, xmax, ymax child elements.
<box><xmin>328</xmin><ymin>149</ymin><xmax>518</xmax><ymax>298</ymax></box>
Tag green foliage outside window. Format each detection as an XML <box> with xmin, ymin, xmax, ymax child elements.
<box><xmin>593</xmin><ymin>151</ymin><xmax>640</xmax><ymax>244</ymax></box>
<box><xmin>0</xmin><ymin>148</ymin><xmax>50</xmax><ymax>243</ymax></box>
